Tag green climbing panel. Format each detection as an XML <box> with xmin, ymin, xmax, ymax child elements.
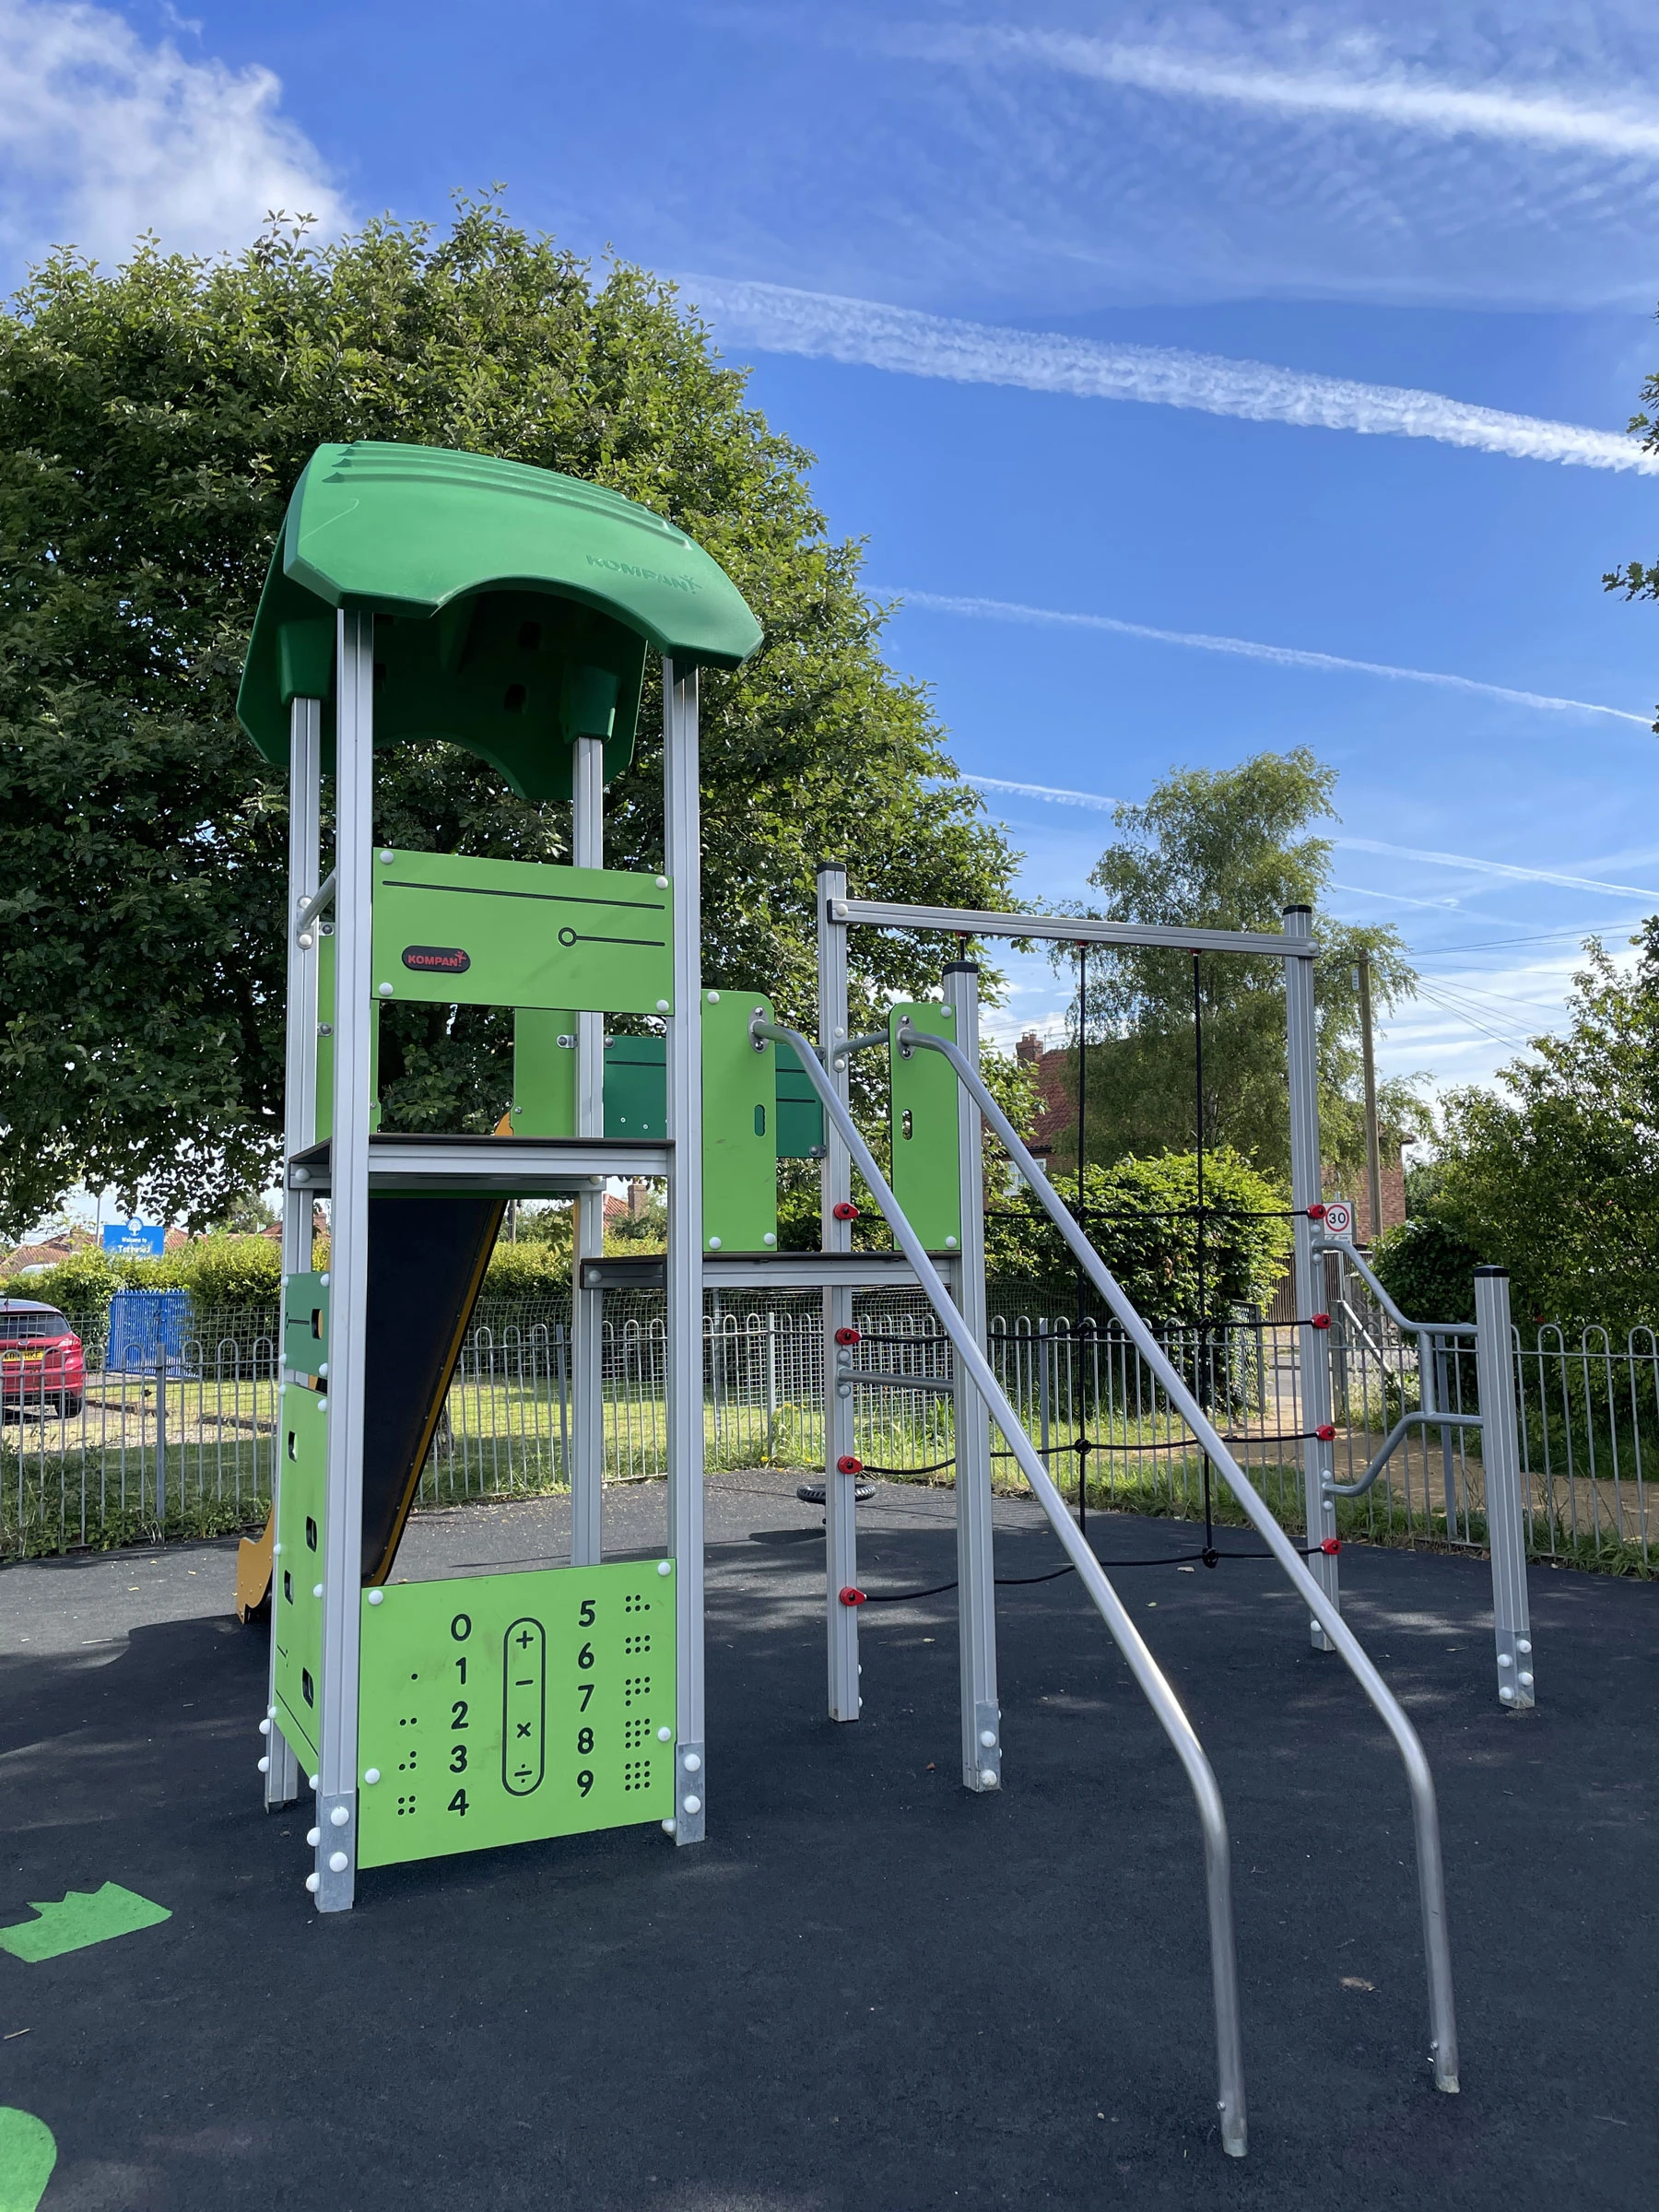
<box><xmin>701</xmin><ymin>991</ymin><xmax>777</xmax><ymax>1253</ymax></box>
<box><xmin>774</xmin><ymin>1040</ymin><xmax>826</xmax><ymax>1159</ymax></box>
<box><xmin>888</xmin><ymin>1001</ymin><xmax>962</xmax><ymax>1252</ymax></box>
<box><xmin>605</xmin><ymin>1033</ymin><xmax>665</xmax><ymax>1137</ymax></box>
<box><xmin>313</xmin><ymin>929</ymin><xmax>382</xmax><ymax>1142</ymax></box>
<box><xmin>283</xmin><ymin>1271</ymin><xmax>329</xmax><ymax>1381</ymax></box>
<box><xmin>510</xmin><ymin>1008</ymin><xmax>578</xmax><ymax>1136</ymax></box>
<box><xmin>272</xmin><ymin>1382</ymin><xmax>328</xmax><ymax>1771</ymax></box>
<box><xmin>357</xmin><ymin>1559</ymin><xmax>676</xmax><ymax>1869</ymax></box>
<box><xmin>371</xmin><ymin>851</ymin><xmax>674</xmax><ymax>1017</ymax></box>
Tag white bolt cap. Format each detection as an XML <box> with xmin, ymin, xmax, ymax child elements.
<box><xmin>657</xmin><ymin>1559</ymin><xmax>672</xmax><ymax>1577</ymax></box>
<box><xmin>681</xmin><ymin>1794</ymin><xmax>701</xmax><ymax>1816</ymax></box>
<box><xmin>707</xmin><ymin>1236</ymin><xmax>722</xmax><ymax>1250</ymax></box>
<box><xmin>657</xmin><ymin>1725</ymin><xmax>672</xmax><ymax>1742</ymax></box>
<box><xmin>312</xmin><ymin>1583</ymin><xmax>324</xmax><ymax>1599</ymax></box>
<box><xmin>1500</xmin><ymin>1685</ymin><xmax>1515</xmax><ymax>1701</ymax></box>
<box><xmin>273</xmin><ymin>1542</ymin><xmax>283</xmax><ymax>1556</ymax></box>
<box><xmin>320</xmin><ymin>1272</ymin><xmax>330</xmax><ymax>1287</ymax></box>
<box><xmin>330</xmin><ymin>1805</ymin><xmax>350</xmax><ymax>1827</ymax></box>
<box><xmin>762</xmin><ymin>1232</ymin><xmax>776</xmax><ymax>1245</ymax></box>
<box><xmin>1517</xmin><ymin>1638</ymin><xmax>1532</xmax><ymax>1653</ymax></box>
<box><xmin>979</xmin><ymin>1769</ymin><xmax>998</xmax><ymax>1787</ymax></box>
<box><xmin>1519</xmin><ymin>1671</ymin><xmax>1534</xmax><ymax>1688</ymax></box>
<box><xmin>683</xmin><ymin>1753</ymin><xmax>701</xmax><ymax>1773</ymax></box>
<box><xmin>380</xmin><ymin>849</ymin><xmax>394</xmax><ymax>862</ymax></box>
<box><xmin>1498</xmin><ymin>1653</ymin><xmax>1512</xmax><ymax>1666</ymax></box>
<box><xmin>979</xmin><ymin>1730</ymin><xmax>997</xmax><ymax>1748</ymax></box>
<box><xmin>307</xmin><ymin>1827</ymin><xmax>321</xmax><ymax>1846</ymax></box>
<box><xmin>655</xmin><ymin>876</ymin><xmax>668</xmax><ymax>888</ymax></box>
<box><xmin>946</xmin><ymin>1236</ymin><xmax>959</xmax><ymax>1249</ymax></box>
<box><xmin>318</xmin><ymin>1362</ymin><xmax>328</xmax><ymax>1379</ymax></box>
<box><xmin>661</xmin><ymin>1818</ymin><xmax>677</xmax><ymax>1834</ymax></box>
<box><xmin>368</xmin><ymin>1589</ymin><xmax>384</xmax><ymax>1606</ymax></box>
<box><xmin>298</xmin><ymin>930</ymin><xmax>314</xmax><ymax>951</ymax></box>
<box><xmin>259</xmin><ymin>1718</ymin><xmax>272</xmax><ymax>1735</ymax></box>
<box><xmin>268</xmin><ymin>1704</ymin><xmax>277</xmax><ymax>1718</ymax></box>
<box><xmin>364</xmin><ymin>1769</ymin><xmax>381</xmax><ymax>1784</ymax></box>
<box><xmin>707</xmin><ymin>990</ymin><xmax>721</xmax><ymax>1003</ymax></box>
<box><xmin>378</xmin><ymin>982</ymin><xmax>394</xmax><ymax>997</ymax></box>
<box><xmin>305</xmin><ymin>1873</ymin><xmax>321</xmax><ymax>1892</ymax></box>
<box><xmin>257</xmin><ymin>1756</ymin><xmax>269</xmax><ymax>1773</ymax></box>
<box><xmin>309</xmin><ymin>1773</ymin><xmax>320</xmax><ymax>1789</ymax></box>
<box><xmin>328</xmin><ymin>1851</ymin><xmax>349</xmax><ymax>1874</ymax></box>
<box><xmin>656</xmin><ymin>999</ymin><xmax>670</xmax><ymax>1012</ymax></box>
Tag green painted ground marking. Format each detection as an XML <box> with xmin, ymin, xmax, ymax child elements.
<box><xmin>0</xmin><ymin>2109</ymin><xmax>56</xmax><ymax>2212</ymax></box>
<box><xmin>0</xmin><ymin>1883</ymin><xmax>171</xmax><ymax>1964</ymax></box>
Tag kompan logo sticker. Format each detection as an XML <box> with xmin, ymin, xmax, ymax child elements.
<box><xmin>402</xmin><ymin>946</ymin><xmax>472</xmax><ymax>973</ymax></box>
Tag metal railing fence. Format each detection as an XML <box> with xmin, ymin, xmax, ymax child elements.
<box><xmin>3</xmin><ymin>1286</ymin><xmax>1654</xmax><ymax>1571</ymax></box>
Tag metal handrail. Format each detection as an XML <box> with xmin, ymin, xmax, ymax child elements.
<box><xmin>750</xmin><ymin>1016</ymin><xmax>1250</xmax><ymax>2159</ymax></box>
<box><xmin>1314</xmin><ymin>1234</ymin><xmax>1472</xmax><ymax>1337</ymax></box>
<box><xmin>1326</xmin><ymin>1409</ymin><xmax>1482</xmax><ymax>1500</ymax></box>
<box><xmin>900</xmin><ymin>1019</ymin><xmax>1460</xmax><ymax>2097</ymax></box>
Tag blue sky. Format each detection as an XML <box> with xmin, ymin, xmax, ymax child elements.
<box><xmin>6</xmin><ymin>0</ymin><xmax>1659</xmax><ymax>1103</ymax></box>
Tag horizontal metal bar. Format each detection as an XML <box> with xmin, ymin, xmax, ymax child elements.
<box><xmin>579</xmin><ymin>1251</ymin><xmax>957</xmax><ymax>1291</ymax></box>
<box><xmin>830</xmin><ymin>897</ymin><xmax>1312</xmax><ymax>959</ymax></box>
<box><xmin>838</xmin><ymin>1370</ymin><xmax>954</xmax><ymax>1394</ymax></box>
<box><xmin>295</xmin><ymin>870</ymin><xmax>337</xmax><ymax>940</ymax></box>
<box><xmin>1324</xmin><ymin>1409</ymin><xmax>1483</xmax><ymax>1500</ymax></box>
<box><xmin>289</xmin><ymin>1135</ymin><xmax>671</xmax><ymax>1195</ymax></box>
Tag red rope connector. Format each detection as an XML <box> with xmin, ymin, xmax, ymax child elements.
<box><xmin>1307</xmin><ymin>1202</ymin><xmax>1327</xmax><ymax>1221</ymax></box>
<box><xmin>836</xmin><ymin>1454</ymin><xmax>864</xmax><ymax>1475</ymax></box>
<box><xmin>1310</xmin><ymin>1312</ymin><xmax>1332</xmax><ymax>1330</ymax></box>
<box><xmin>1321</xmin><ymin>1537</ymin><xmax>1342</xmax><ymax>1556</ymax></box>
<box><xmin>839</xmin><ymin>1585</ymin><xmax>866</xmax><ymax>1606</ymax></box>
<box><xmin>832</xmin><ymin>1201</ymin><xmax>859</xmax><ymax>1221</ymax></box>
<box><xmin>1316</xmin><ymin>1422</ymin><xmax>1335</xmax><ymax>1441</ymax></box>
<box><xmin>834</xmin><ymin>1326</ymin><xmax>861</xmax><ymax>1347</ymax></box>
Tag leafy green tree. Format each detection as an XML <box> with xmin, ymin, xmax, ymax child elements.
<box><xmin>0</xmin><ymin>200</ymin><xmax>1014</xmax><ymax>1238</ymax></box>
<box><xmin>1050</xmin><ymin>749</ymin><xmax>1424</xmax><ymax>1182</ymax></box>
<box><xmin>1417</xmin><ymin>922</ymin><xmax>1659</xmax><ymax>1327</ymax></box>
<box><xmin>1369</xmin><ymin>1216</ymin><xmax>1484</xmax><ymax>1324</ymax></box>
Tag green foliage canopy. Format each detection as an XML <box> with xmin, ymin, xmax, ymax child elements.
<box><xmin>0</xmin><ymin>201</ymin><xmax>1015</xmax><ymax>1238</ymax></box>
<box><xmin>1413</xmin><ymin>922</ymin><xmax>1659</xmax><ymax>1328</ymax></box>
<box><xmin>1368</xmin><ymin>1216</ymin><xmax>1484</xmax><ymax>1324</ymax></box>
<box><xmin>1050</xmin><ymin>750</ymin><xmax>1424</xmax><ymax>1183</ymax></box>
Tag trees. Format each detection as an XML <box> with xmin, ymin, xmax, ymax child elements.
<box><xmin>0</xmin><ymin>201</ymin><xmax>1015</xmax><ymax>1237</ymax></box>
<box><xmin>1053</xmin><ymin>749</ymin><xmax>1424</xmax><ymax>1182</ymax></box>
<box><xmin>1414</xmin><ymin>922</ymin><xmax>1659</xmax><ymax>1327</ymax></box>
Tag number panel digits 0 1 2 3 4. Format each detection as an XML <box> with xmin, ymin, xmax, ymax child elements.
<box><xmin>356</xmin><ymin>1559</ymin><xmax>677</xmax><ymax>1869</ymax></box>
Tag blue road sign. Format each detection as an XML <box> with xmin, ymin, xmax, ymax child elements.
<box><xmin>101</xmin><ymin>1220</ymin><xmax>165</xmax><ymax>1257</ymax></box>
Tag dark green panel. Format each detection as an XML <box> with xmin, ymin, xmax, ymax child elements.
<box><xmin>356</xmin><ymin>1559</ymin><xmax>676</xmax><ymax>1868</ymax></box>
<box><xmin>272</xmin><ymin>1382</ymin><xmax>327</xmax><ymax>1771</ymax></box>
<box><xmin>774</xmin><ymin>1041</ymin><xmax>826</xmax><ymax>1159</ymax></box>
<box><xmin>701</xmin><ymin>990</ymin><xmax>776</xmax><ymax>1253</ymax></box>
<box><xmin>371</xmin><ymin>851</ymin><xmax>673</xmax><ymax>1017</ymax></box>
<box><xmin>889</xmin><ymin>1001</ymin><xmax>963</xmax><ymax>1252</ymax></box>
<box><xmin>282</xmin><ymin>1271</ymin><xmax>329</xmax><ymax>1381</ymax></box>
<box><xmin>511</xmin><ymin>1008</ymin><xmax>577</xmax><ymax>1136</ymax></box>
<box><xmin>604</xmin><ymin>1033</ymin><xmax>665</xmax><ymax>1139</ymax></box>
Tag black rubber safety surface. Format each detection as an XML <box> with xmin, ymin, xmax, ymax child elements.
<box><xmin>2</xmin><ymin>1481</ymin><xmax>1655</xmax><ymax>2210</ymax></box>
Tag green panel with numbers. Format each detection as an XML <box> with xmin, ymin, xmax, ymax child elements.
<box><xmin>371</xmin><ymin>850</ymin><xmax>674</xmax><ymax>1017</ymax></box>
<box><xmin>510</xmin><ymin>1008</ymin><xmax>578</xmax><ymax>1135</ymax></box>
<box><xmin>356</xmin><ymin>1558</ymin><xmax>677</xmax><ymax>1868</ymax></box>
<box><xmin>701</xmin><ymin>990</ymin><xmax>777</xmax><ymax>1253</ymax></box>
<box><xmin>888</xmin><ymin>1001</ymin><xmax>962</xmax><ymax>1252</ymax></box>
<box><xmin>272</xmin><ymin>1382</ymin><xmax>328</xmax><ymax>1771</ymax></box>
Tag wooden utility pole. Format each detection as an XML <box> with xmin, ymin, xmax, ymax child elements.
<box><xmin>1355</xmin><ymin>954</ymin><xmax>1383</xmax><ymax>1243</ymax></box>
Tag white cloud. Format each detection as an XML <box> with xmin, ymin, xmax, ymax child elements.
<box><xmin>887</xmin><ymin>587</ymin><xmax>1653</xmax><ymax>727</ymax></box>
<box><xmin>685</xmin><ymin>276</ymin><xmax>1659</xmax><ymax>474</ymax></box>
<box><xmin>908</xmin><ymin>22</ymin><xmax>1659</xmax><ymax>161</ymax></box>
<box><xmin>0</xmin><ymin>0</ymin><xmax>345</xmax><ymax>268</ymax></box>
<box><xmin>968</xmin><ymin>773</ymin><xmax>1118</xmax><ymax>812</ymax></box>
<box><xmin>1336</xmin><ymin>837</ymin><xmax>1659</xmax><ymax>900</ymax></box>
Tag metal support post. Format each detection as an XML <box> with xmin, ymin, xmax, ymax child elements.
<box><xmin>267</xmin><ymin>693</ymin><xmax>320</xmax><ymax>1812</ymax></box>
<box><xmin>154</xmin><ymin>1349</ymin><xmax>167</xmax><ymax>1534</ymax></box>
<box><xmin>817</xmin><ymin>863</ymin><xmax>860</xmax><ymax>1723</ymax></box>
<box><xmin>1474</xmin><ymin>1268</ymin><xmax>1535</xmax><ymax>1710</ymax></box>
<box><xmin>314</xmin><ymin>610</ymin><xmax>375</xmax><ymax>1912</ymax></box>
<box><xmin>1284</xmin><ymin>905</ymin><xmax>1339</xmax><ymax>1647</ymax></box>
<box><xmin>943</xmin><ymin>961</ymin><xmax>999</xmax><ymax>1791</ymax></box>
<box><xmin>571</xmin><ymin>733</ymin><xmax>606</xmax><ymax>1567</ymax></box>
<box><xmin>664</xmin><ymin>661</ymin><xmax>707</xmax><ymax>1842</ymax></box>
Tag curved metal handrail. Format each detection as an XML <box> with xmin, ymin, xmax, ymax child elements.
<box><xmin>900</xmin><ymin>1019</ymin><xmax>1459</xmax><ymax>2098</ymax></box>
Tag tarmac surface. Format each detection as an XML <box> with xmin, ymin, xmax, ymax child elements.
<box><xmin>2</xmin><ymin>1474</ymin><xmax>1655</xmax><ymax>2209</ymax></box>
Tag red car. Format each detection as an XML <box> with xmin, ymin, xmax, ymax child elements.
<box><xmin>0</xmin><ymin>1300</ymin><xmax>85</xmax><ymax>1417</ymax></box>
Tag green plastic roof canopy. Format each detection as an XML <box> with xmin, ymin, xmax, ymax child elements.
<box><xmin>237</xmin><ymin>443</ymin><xmax>763</xmax><ymax>802</ymax></box>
